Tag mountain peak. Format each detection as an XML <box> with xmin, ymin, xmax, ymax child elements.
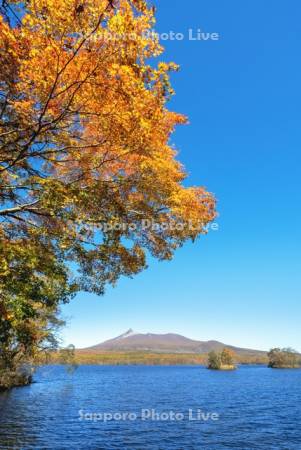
<box><xmin>82</xmin><ymin>330</ymin><xmax>266</xmax><ymax>357</ymax></box>
<box><xmin>116</xmin><ymin>328</ymin><xmax>136</xmax><ymax>340</ymax></box>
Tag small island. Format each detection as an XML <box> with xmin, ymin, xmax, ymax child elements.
<box><xmin>268</xmin><ymin>348</ymin><xmax>301</xmax><ymax>369</ymax></box>
<box><xmin>207</xmin><ymin>348</ymin><xmax>237</xmax><ymax>370</ymax></box>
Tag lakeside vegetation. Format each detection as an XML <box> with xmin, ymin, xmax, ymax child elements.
<box><xmin>3</xmin><ymin>347</ymin><xmax>301</xmax><ymax>386</ymax></box>
<box><xmin>6</xmin><ymin>347</ymin><xmax>301</xmax><ymax>374</ymax></box>
<box><xmin>268</xmin><ymin>348</ymin><xmax>301</xmax><ymax>369</ymax></box>
<box><xmin>39</xmin><ymin>349</ymin><xmax>269</xmax><ymax>366</ymax></box>
<box><xmin>0</xmin><ymin>366</ymin><xmax>33</xmax><ymax>390</ymax></box>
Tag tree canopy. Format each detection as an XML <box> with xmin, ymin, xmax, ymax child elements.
<box><xmin>0</xmin><ymin>0</ymin><xmax>215</xmax><ymax>292</ymax></box>
<box><xmin>207</xmin><ymin>348</ymin><xmax>236</xmax><ymax>370</ymax></box>
<box><xmin>268</xmin><ymin>348</ymin><xmax>300</xmax><ymax>369</ymax></box>
<box><xmin>0</xmin><ymin>0</ymin><xmax>216</xmax><ymax>385</ymax></box>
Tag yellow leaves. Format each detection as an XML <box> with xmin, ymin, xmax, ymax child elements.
<box><xmin>108</xmin><ymin>13</ymin><xmax>127</xmax><ymax>34</ymax></box>
<box><xmin>0</xmin><ymin>14</ymin><xmax>10</xmax><ymax>38</ymax></box>
<box><xmin>0</xmin><ymin>16</ymin><xmax>20</xmax><ymax>61</ymax></box>
<box><xmin>167</xmin><ymin>185</ymin><xmax>216</xmax><ymax>238</ymax></box>
<box><xmin>129</xmin><ymin>0</ymin><xmax>148</xmax><ymax>14</ymax></box>
<box><xmin>158</xmin><ymin>62</ymin><xmax>179</xmax><ymax>73</ymax></box>
<box><xmin>0</xmin><ymin>259</ymin><xmax>9</xmax><ymax>276</ymax></box>
<box><xmin>0</xmin><ymin>0</ymin><xmax>216</xmax><ymax>294</ymax></box>
<box><xmin>139</xmin><ymin>117</ymin><xmax>150</xmax><ymax>131</ymax></box>
<box><xmin>28</xmin><ymin>48</ymin><xmax>40</xmax><ymax>58</ymax></box>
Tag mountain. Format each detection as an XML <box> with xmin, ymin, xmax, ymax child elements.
<box><xmin>81</xmin><ymin>329</ymin><xmax>266</xmax><ymax>357</ymax></box>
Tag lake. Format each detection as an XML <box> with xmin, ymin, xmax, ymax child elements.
<box><xmin>0</xmin><ymin>365</ymin><xmax>301</xmax><ymax>449</ymax></box>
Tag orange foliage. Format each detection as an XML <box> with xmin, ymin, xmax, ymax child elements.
<box><xmin>0</xmin><ymin>0</ymin><xmax>216</xmax><ymax>293</ymax></box>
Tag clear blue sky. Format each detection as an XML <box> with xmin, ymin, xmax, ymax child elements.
<box><xmin>61</xmin><ymin>0</ymin><xmax>301</xmax><ymax>351</ymax></box>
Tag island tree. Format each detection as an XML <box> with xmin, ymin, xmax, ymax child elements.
<box><xmin>220</xmin><ymin>348</ymin><xmax>235</xmax><ymax>367</ymax></box>
<box><xmin>268</xmin><ymin>348</ymin><xmax>300</xmax><ymax>369</ymax></box>
<box><xmin>207</xmin><ymin>351</ymin><xmax>221</xmax><ymax>370</ymax></box>
<box><xmin>207</xmin><ymin>348</ymin><xmax>236</xmax><ymax>370</ymax></box>
<box><xmin>0</xmin><ymin>0</ymin><xmax>216</xmax><ymax>386</ymax></box>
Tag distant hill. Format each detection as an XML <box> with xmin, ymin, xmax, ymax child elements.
<box><xmin>80</xmin><ymin>329</ymin><xmax>266</xmax><ymax>358</ymax></box>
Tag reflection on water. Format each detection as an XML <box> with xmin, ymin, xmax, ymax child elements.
<box><xmin>1</xmin><ymin>365</ymin><xmax>301</xmax><ymax>449</ymax></box>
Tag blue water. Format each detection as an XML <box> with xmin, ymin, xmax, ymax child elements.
<box><xmin>0</xmin><ymin>365</ymin><xmax>301</xmax><ymax>449</ymax></box>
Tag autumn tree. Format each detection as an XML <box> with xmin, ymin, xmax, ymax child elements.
<box><xmin>0</xmin><ymin>233</ymin><xmax>77</xmax><ymax>387</ymax></box>
<box><xmin>207</xmin><ymin>351</ymin><xmax>221</xmax><ymax>370</ymax></box>
<box><xmin>207</xmin><ymin>348</ymin><xmax>236</xmax><ymax>370</ymax></box>
<box><xmin>268</xmin><ymin>348</ymin><xmax>300</xmax><ymax>369</ymax></box>
<box><xmin>220</xmin><ymin>348</ymin><xmax>235</xmax><ymax>366</ymax></box>
<box><xmin>0</xmin><ymin>0</ymin><xmax>216</xmax><ymax>385</ymax></box>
